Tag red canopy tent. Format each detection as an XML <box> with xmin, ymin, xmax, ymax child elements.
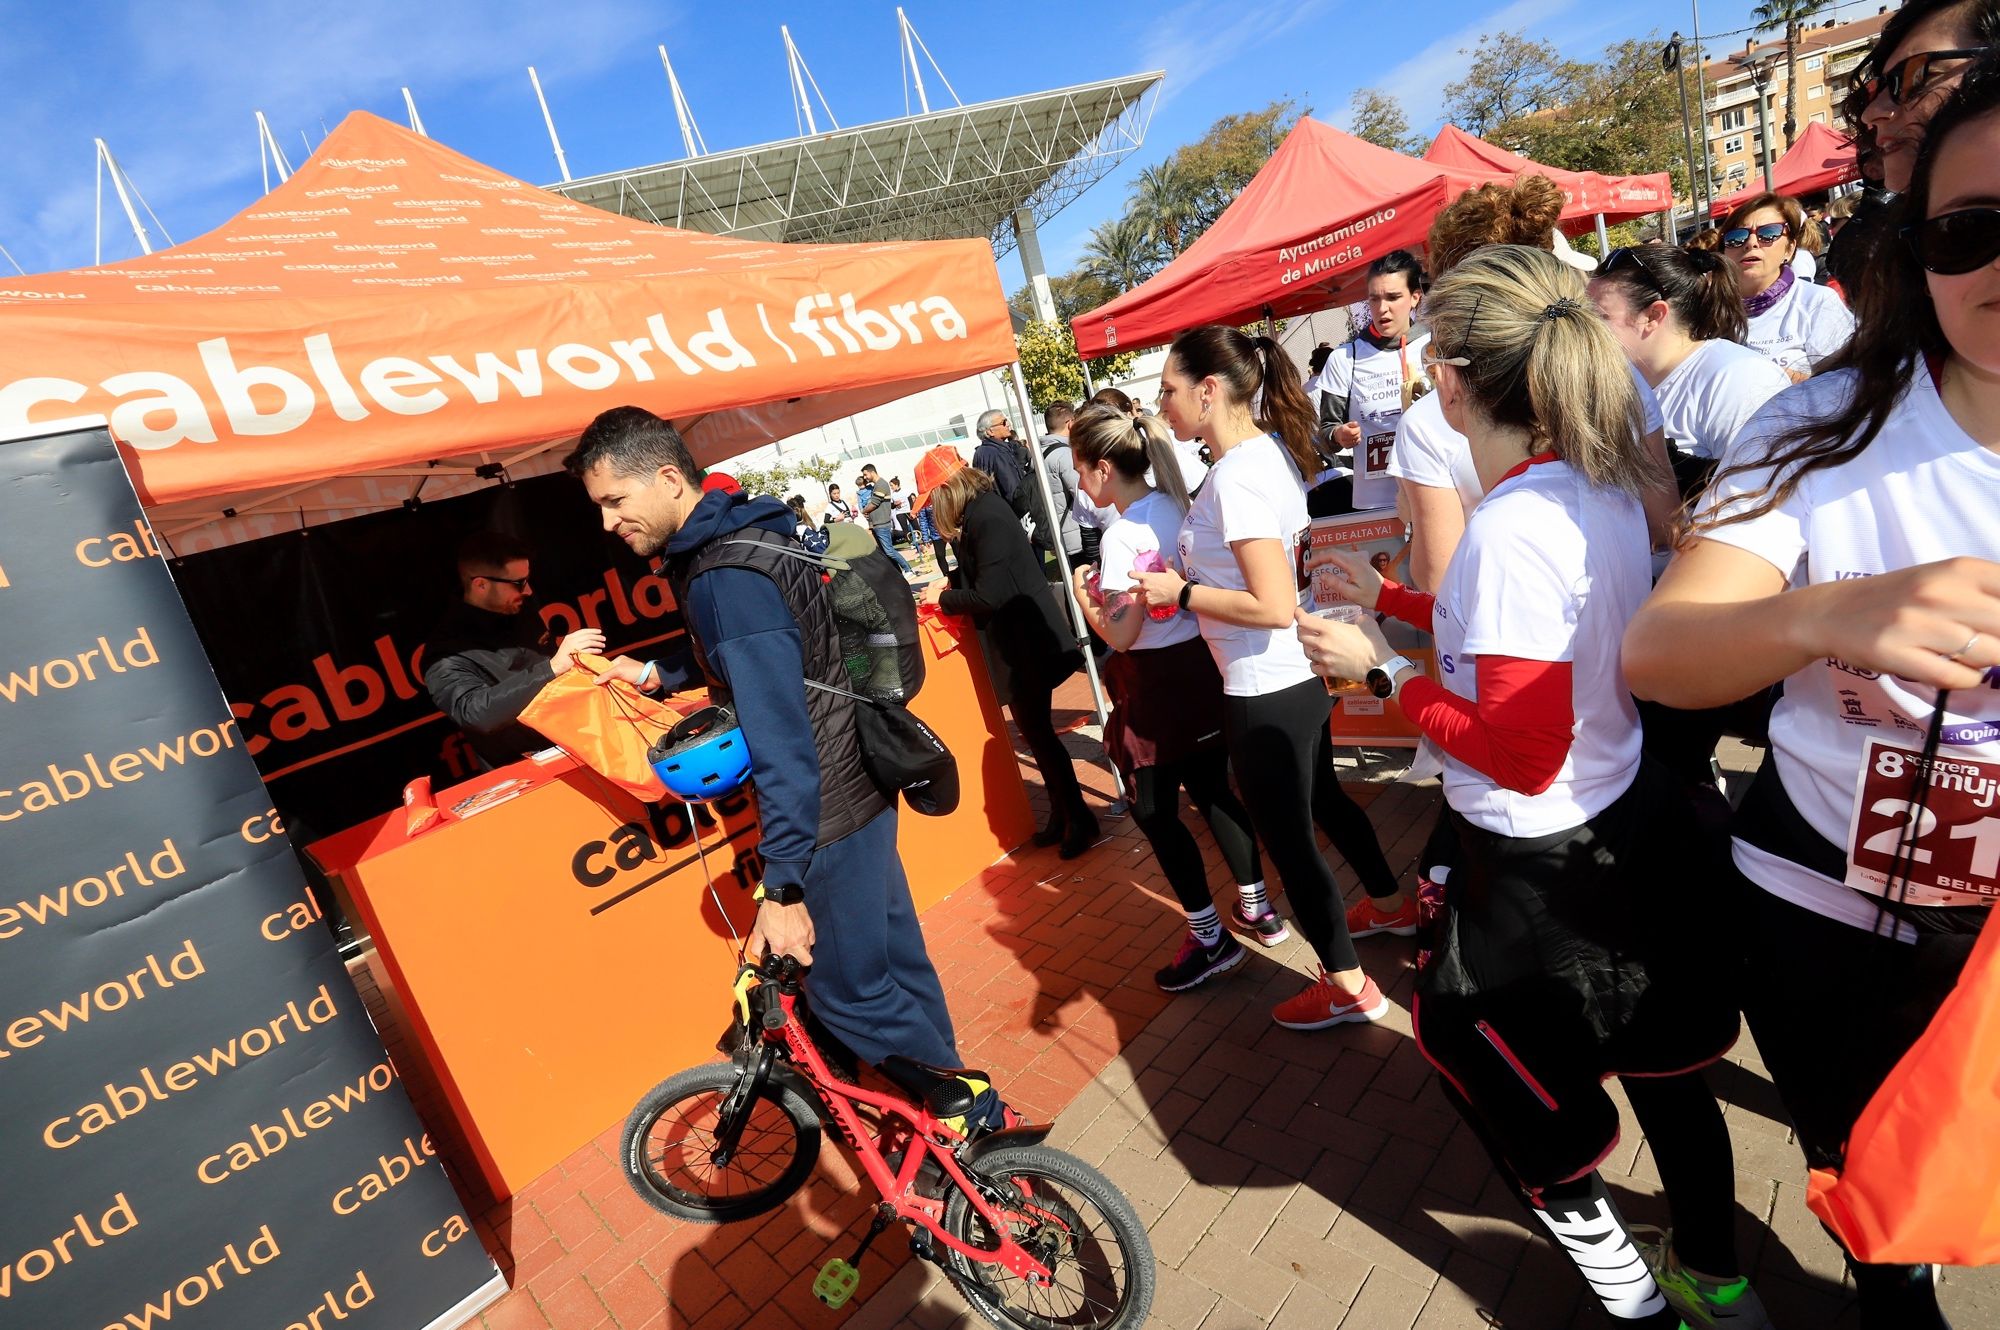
<box><xmin>1072</xmin><ymin>119</ymin><xmax>1526</xmax><ymax>357</ymax></box>
<box><xmin>1423</xmin><ymin>125</ymin><xmax>1674</xmax><ymax>226</ymax></box>
<box><xmin>1707</xmin><ymin>121</ymin><xmax>1859</xmax><ymax>217</ymax></box>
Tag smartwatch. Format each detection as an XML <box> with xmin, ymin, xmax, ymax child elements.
<box><xmin>1366</xmin><ymin>654</ymin><xmax>1417</xmax><ymax>699</ymax></box>
<box><xmin>762</xmin><ymin>881</ymin><xmax>805</xmax><ymax>907</ymax></box>
<box><xmin>1177</xmin><ymin>580</ymin><xmax>1194</xmax><ymax>611</ymax></box>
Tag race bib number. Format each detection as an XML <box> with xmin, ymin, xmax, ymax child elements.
<box><xmin>1362</xmin><ymin>432</ymin><xmax>1396</xmax><ymax>480</ymax></box>
<box><xmin>1844</xmin><ymin>739</ymin><xmax>2000</xmax><ymax>905</ymax></box>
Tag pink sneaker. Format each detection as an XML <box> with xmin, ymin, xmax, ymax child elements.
<box><xmin>1272</xmin><ymin>970</ymin><xmax>1389</xmax><ymax>1030</ymax></box>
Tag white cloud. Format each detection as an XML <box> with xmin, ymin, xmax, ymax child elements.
<box><xmin>1370</xmin><ymin>0</ymin><xmax>1584</xmax><ymax>131</ymax></box>
<box><xmin>1138</xmin><ymin>0</ymin><xmax>1338</xmax><ymax>109</ymax></box>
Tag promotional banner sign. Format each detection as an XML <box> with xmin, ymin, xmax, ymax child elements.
<box><xmin>166</xmin><ymin>471</ymin><xmax>685</xmax><ymax>839</ymax></box>
<box><xmin>0</xmin><ymin>425</ymin><xmax>504</xmax><ymax>1329</ymax></box>
<box><xmin>1303</xmin><ymin>512</ymin><xmax>1438</xmax><ymax>747</ymax></box>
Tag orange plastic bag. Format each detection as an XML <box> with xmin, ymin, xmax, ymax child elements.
<box><xmin>516</xmin><ymin>653</ymin><xmax>686</xmax><ymax>802</ymax></box>
<box><xmin>1805</xmin><ymin>906</ymin><xmax>2000</xmax><ymax>1265</ymax></box>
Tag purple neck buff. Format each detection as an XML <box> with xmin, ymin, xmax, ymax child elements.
<box><xmin>1744</xmin><ymin>263</ymin><xmax>1796</xmax><ymax>318</ymax></box>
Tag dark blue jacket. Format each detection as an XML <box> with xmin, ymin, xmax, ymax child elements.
<box><xmin>659</xmin><ymin>491</ymin><xmax>831</xmax><ymax>898</ymax></box>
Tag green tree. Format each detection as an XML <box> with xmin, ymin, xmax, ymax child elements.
<box><xmin>1166</xmin><ymin>98</ymin><xmax>1305</xmax><ymax>239</ymax></box>
<box><xmin>791</xmin><ymin>455</ymin><xmax>838</xmax><ymax>488</ymax></box>
<box><xmin>1131</xmin><ymin>162</ymin><xmax>1200</xmax><ymax>257</ymax></box>
<box><xmin>1482</xmin><ymin>34</ymin><xmax>1694</xmax><ymax>205</ymax></box>
<box><xmin>1348</xmin><ymin>88</ymin><xmax>1421</xmax><ymax>154</ymax></box>
<box><xmin>1443</xmin><ymin>33</ymin><xmax>1587</xmax><ymax>136</ymax></box>
<box><xmin>1752</xmin><ymin>0</ymin><xmax>1829</xmax><ymax>146</ymax></box>
<box><xmin>1079</xmin><ymin>215</ymin><xmax>1159</xmax><ymax>293</ymax></box>
<box><xmin>1014</xmin><ymin>321</ymin><xmax>1136</xmax><ymax>413</ymax></box>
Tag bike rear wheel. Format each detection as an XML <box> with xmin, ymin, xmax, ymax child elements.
<box><xmin>622</xmin><ymin>1061</ymin><xmax>821</xmax><ymax>1223</ymax></box>
<box><xmin>941</xmin><ymin>1144</ymin><xmax>1155</xmax><ymax>1330</ymax></box>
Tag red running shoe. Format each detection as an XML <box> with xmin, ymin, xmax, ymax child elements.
<box><xmin>1346</xmin><ymin>893</ymin><xmax>1419</xmax><ymax>938</ymax></box>
<box><xmin>1272</xmin><ymin>970</ymin><xmax>1389</xmax><ymax>1030</ymax></box>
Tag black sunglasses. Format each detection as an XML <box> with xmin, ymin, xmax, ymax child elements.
<box><xmin>1861</xmin><ymin>48</ymin><xmax>1985</xmax><ymax>107</ymax></box>
<box><xmin>1723</xmin><ymin>222</ymin><xmax>1791</xmax><ymax>250</ymax></box>
<box><xmin>483</xmin><ymin>575</ymin><xmax>532</xmax><ymax>589</ymax></box>
<box><xmin>1903</xmin><ymin>207</ymin><xmax>2000</xmax><ymax>275</ymax></box>
<box><xmin>1601</xmin><ymin>246</ymin><xmax>1667</xmax><ymax>298</ymax></box>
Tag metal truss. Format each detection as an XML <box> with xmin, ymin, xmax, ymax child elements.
<box><xmin>548</xmin><ymin>73</ymin><xmax>1161</xmax><ymax>259</ymax></box>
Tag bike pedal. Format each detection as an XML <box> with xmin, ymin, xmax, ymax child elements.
<box><xmin>813</xmin><ymin>1257</ymin><xmax>861</xmax><ymax>1308</ymax></box>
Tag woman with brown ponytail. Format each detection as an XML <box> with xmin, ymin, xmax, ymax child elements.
<box><xmin>1129</xmin><ymin>327</ymin><xmax>1401</xmax><ymax>1030</ymax></box>
<box><xmin>1068</xmin><ymin>404</ymin><xmax>1278</xmax><ymax>991</ymax></box>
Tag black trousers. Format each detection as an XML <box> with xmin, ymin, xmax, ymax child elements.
<box><xmin>1222</xmin><ymin>677</ymin><xmax>1399</xmax><ymax>974</ymax></box>
<box><xmin>1130</xmin><ymin>748</ymin><xmax>1263</xmax><ymax>914</ymax></box>
<box><xmin>1010</xmin><ymin>672</ymin><xmax>1089</xmax><ymax>827</ymax></box>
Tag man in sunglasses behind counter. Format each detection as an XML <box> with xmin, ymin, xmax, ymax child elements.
<box><xmin>422</xmin><ymin>529</ymin><xmax>618</xmax><ymax>769</ymax></box>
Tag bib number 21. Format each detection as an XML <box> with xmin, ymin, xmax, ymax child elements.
<box><xmin>1845</xmin><ymin>739</ymin><xmax>2000</xmax><ymax>904</ymax></box>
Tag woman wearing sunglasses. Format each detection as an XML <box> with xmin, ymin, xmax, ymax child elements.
<box><xmin>1298</xmin><ymin>245</ymin><xmax>1759</xmax><ymax>1330</ymax></box>
<box><xmin>1852</xmin><ymin>0</ymin><xmax>1999</xmax><ymax>193</ymax></box>
<box><xmin>1721</xmin><ymin>193</ymin><xmax>1857</xmax><ymax>382</ymax></box>
<box><xmin>1627</xmin><ymin>60</ymin><xmax>2000</xmax><ymax>1330</ymax></box>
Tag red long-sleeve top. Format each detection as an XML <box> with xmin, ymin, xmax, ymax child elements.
<box><xmin>1375</xmin><ymin>580</ymin><xmax>1575</xmax><ymax>796</ymax></box>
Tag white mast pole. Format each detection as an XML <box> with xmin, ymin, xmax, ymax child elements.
<box><xmin>658</xmin><ymin>45</ymin><xmax>707</xmax><ymax>157</ymax></box>
<box><xmin>528</xmin><ymin>66</ymin><xmax>571</xmax><ymax>182</ymax></box>
<box><xmin>782</xmin><ymin>27</ymin><xmax>817</xmax><ymax>136</ymax></box>
<box><xmin>255</xmin><ymin>111</ymin><xmax>292</xmax><ymax>190</ymax></box>
<box><xmin>94</xmin><ymin>139</ymin><xmax>153</xmax><ymax>256</ymax></box>
<box><xmin>898</xmin><ymin>8</ymin><xmax>930</xmax><ymax>114</ymax></box>
<box><xmin>401</xmin><ymin>87</ymin><xmax>429</xmax><ymax>137</ymax></box>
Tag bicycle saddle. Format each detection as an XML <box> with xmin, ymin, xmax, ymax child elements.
<box><xmin>878</xmin><ymin>1055</ymin><xmax>986</xmax><ymax>1119</ymax></box>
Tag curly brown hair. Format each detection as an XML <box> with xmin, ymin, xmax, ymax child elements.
<box><xmin>1425</xmin><ymin>174</ymin><xmax>1567</xmax><ymax>279</ymax></box>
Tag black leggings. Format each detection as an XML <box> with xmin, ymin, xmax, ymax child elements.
<box><xmin>1451</xmin><ymin>1070</ymin><xmax>1738</xmax><ymax>1324</ymax></box>
<box><xmin>1009</xmin><ymin>672</ymin><xmax>1089</xmax><ymax>826</ymax></box>
<box><xmin>1129</xmin><ymin>749</ymin><xmax>1263</xmax><ymax>913</ymax></box>
<box><xmin>1222</xmin><ymin>677</ymin><xmax>1399</xmax><ymax>974</ymax></box>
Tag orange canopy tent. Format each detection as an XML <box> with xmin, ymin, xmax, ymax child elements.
<box><xmin>0</xmin><ymin>113</ymin><xmax>1015</xmax><ymax>522</ymax></box>
<box><xmin>1707</xmin><ymin>121</ymin><xmax>1859</xmax><ymax>217</ymax></box>
<box><xmin>1423</xmin><ymin>125</ymin><xmax>1673</xmax><ymax>226</ymax></box>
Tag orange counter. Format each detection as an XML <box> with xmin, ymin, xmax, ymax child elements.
<box><xmin>309</xmin><ymin>619</ymin><xmax>1033</xmax><ymax>1200</ymax></box>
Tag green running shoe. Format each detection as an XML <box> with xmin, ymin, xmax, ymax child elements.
<box><xmin>1632</xmin><ymin>1227</ymin><xmax>1776</xmax><ymax>1329</ymax></box>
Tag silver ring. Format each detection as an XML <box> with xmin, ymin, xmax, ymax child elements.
<box><xmin>1952</xmin><ymin>631</ymin><xmax>1982</xmax><ymax>662</ymax></box>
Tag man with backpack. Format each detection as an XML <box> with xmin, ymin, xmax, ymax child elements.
<box><xmin>1034</xmin><ymin>403</ymin><xmax>1083</xmax><ymax>581</ymax></box>
<box><xmin>567</xmin><ymin>406</ymin><xmax>1007</xmax><ymax>1130</ymax></box>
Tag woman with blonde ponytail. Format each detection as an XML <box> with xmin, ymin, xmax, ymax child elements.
<box><xmin>1296</xmin><ymin>245</ymin><xmax>1763</xmax><ymax>1330</ymax></box>
<box><xmin>1069</xmin><ymin>405</ymin><xmax>1276</xmax><ymax>989</ymax></box>
<box><xmin>1130</xmin><ymin>325</ymin><xmax>1401</xmax><ymax>1030</ymax></box>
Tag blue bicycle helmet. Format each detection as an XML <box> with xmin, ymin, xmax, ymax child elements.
<box><xmin>648</xmin><ymin>705</ymin><xmax>752</xmax><ymax>801</ymax></box>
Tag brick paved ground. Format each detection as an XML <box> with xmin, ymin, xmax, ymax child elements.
<box><xmin>388</xmin><ymin>687</ymin><xmax>1998</xmax><ymax>1330</ymax></box>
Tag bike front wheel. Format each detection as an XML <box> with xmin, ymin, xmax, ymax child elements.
<box><xmin>941</xmin><ymin>1144</ymin><xmax>1156</xmax><ymax>1330</ymax></box>
<box><xmin>622</xmin><ymin>1061</ymin><xmax>821</xmax><ymax>1224</ymax></box>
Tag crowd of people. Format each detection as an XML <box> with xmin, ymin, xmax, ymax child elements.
<box><xmin>509</xmin><ymin>7</ymin><xmax>1994</xmax><ymax>1326</ymax></box>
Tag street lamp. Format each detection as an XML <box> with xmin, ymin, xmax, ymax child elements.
<box><xmin>1663</xmin><ymin>34</ymin><xmax>1704</xmax><ymax>234</ymax></box>
<box><xmin>1747</xmin><ymin>56</ymin><xmax>1777</xmax><ymax>192</ymax></box>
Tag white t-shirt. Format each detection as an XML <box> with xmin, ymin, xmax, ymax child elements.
<box><xmin>1390</xmin><ymin>362</ymin><xmax>1665</xmax><ymax>516</ymax></box>
<box><xmin>1654</xmin><ymin>338</ymin><xmax>1793</xmax><ymax>460</ymax></box>
<box><xmin>1308</xmin><ymin>331</ymin><xmax>1431</xmax><ymax>511</ymax></box>
<box><xmin>1792</xmin><ymin>249</ymin><xmax>1818</xmax><ymax>283</ymax></box>
<box><xmin>1098</xmin><ymin>490</ymin><xmax>1201</xmax><ymax>652</ymax></box>
<box><xmin>1699</xmin><ymin>366</ymin><xmax>2000</xmax><ymax>929</ymax></box>
<box><xmin>1432</xmin><ymin>457</ymin><xmax>1651</xmax><ymax>837</ymax></box>
<box><xmin>1744</xmin><ymin>277</ymin><xmax>1854</xmax><ymax>377</ymax></box>
<box><xmin>1175</xmin><ymin>434</ymin><xmax>1314</xmax><ymax>696</ymax></box>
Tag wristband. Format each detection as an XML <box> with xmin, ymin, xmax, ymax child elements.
<box><xmin>1177</xmin><ymin>580</ymin><xmax>1194</xmax><ymax>611</ymax></box>
<box><xmin>762</xmin><ymin>881</ymin><xmax>805</xmax><ymax>906</ymax></box>
<box><xmin>636</xmin><ymin>660</ymin><xmax>659</xmax><ymax>692</ymax></box>
<box><xmin>1367</xmin><ymin>655</ymin><xmax>1417</xmax><ymax>699</ymax></box>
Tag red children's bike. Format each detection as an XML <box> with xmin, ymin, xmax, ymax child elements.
<box><xmin>622</xmin><ymin>954</ymin><xmax>1155</xmax><ymax>1328</ymax></box>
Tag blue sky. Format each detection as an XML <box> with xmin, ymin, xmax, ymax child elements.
<box><xmin>0</xmin><ymin>0</ymin><xmax>1875</xmax><ymax>281</ymax></box>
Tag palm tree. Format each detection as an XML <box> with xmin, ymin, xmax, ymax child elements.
<box><xmin>1080</xmin><ymin>215</ymin><xmax>1158</xmax><ymax>293</ymax></box>
<box><xmin>1131</xmin><ymin>163</ymin><xmax>1198</xmax><ymax>257</ymax></box>
<box><xmin>1752</xmin><ymin>0</ymin><xmax>1830</xmax><ymax>147</ymax></box>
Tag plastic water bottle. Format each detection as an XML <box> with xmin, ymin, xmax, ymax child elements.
<box><xmin>1132</xmin><ymin>550</ymin><xmax>1181</xmax><ymax>621</ymax></box>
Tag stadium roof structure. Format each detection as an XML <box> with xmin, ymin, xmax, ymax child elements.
<box><xmin>546</xmin><ymin>72</ymin><xmax>1162</xmax><ymax>257</ymax></box>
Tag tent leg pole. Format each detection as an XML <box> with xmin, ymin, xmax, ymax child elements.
<box><xmin>1594</xmin><ymin>212</ymin><xmax>1610</xmax><ymax>255</ymax></box>
<box><xmin>1009</xmin><ymin>361</ymin><xmax>1124</xmax><ymax>805</ymax></box>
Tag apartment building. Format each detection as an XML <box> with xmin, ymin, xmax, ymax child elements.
<box><xmin>1700</xmin><ymin>5</ymin><xmax>1892</xmax><ymax>192</ymax></box>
